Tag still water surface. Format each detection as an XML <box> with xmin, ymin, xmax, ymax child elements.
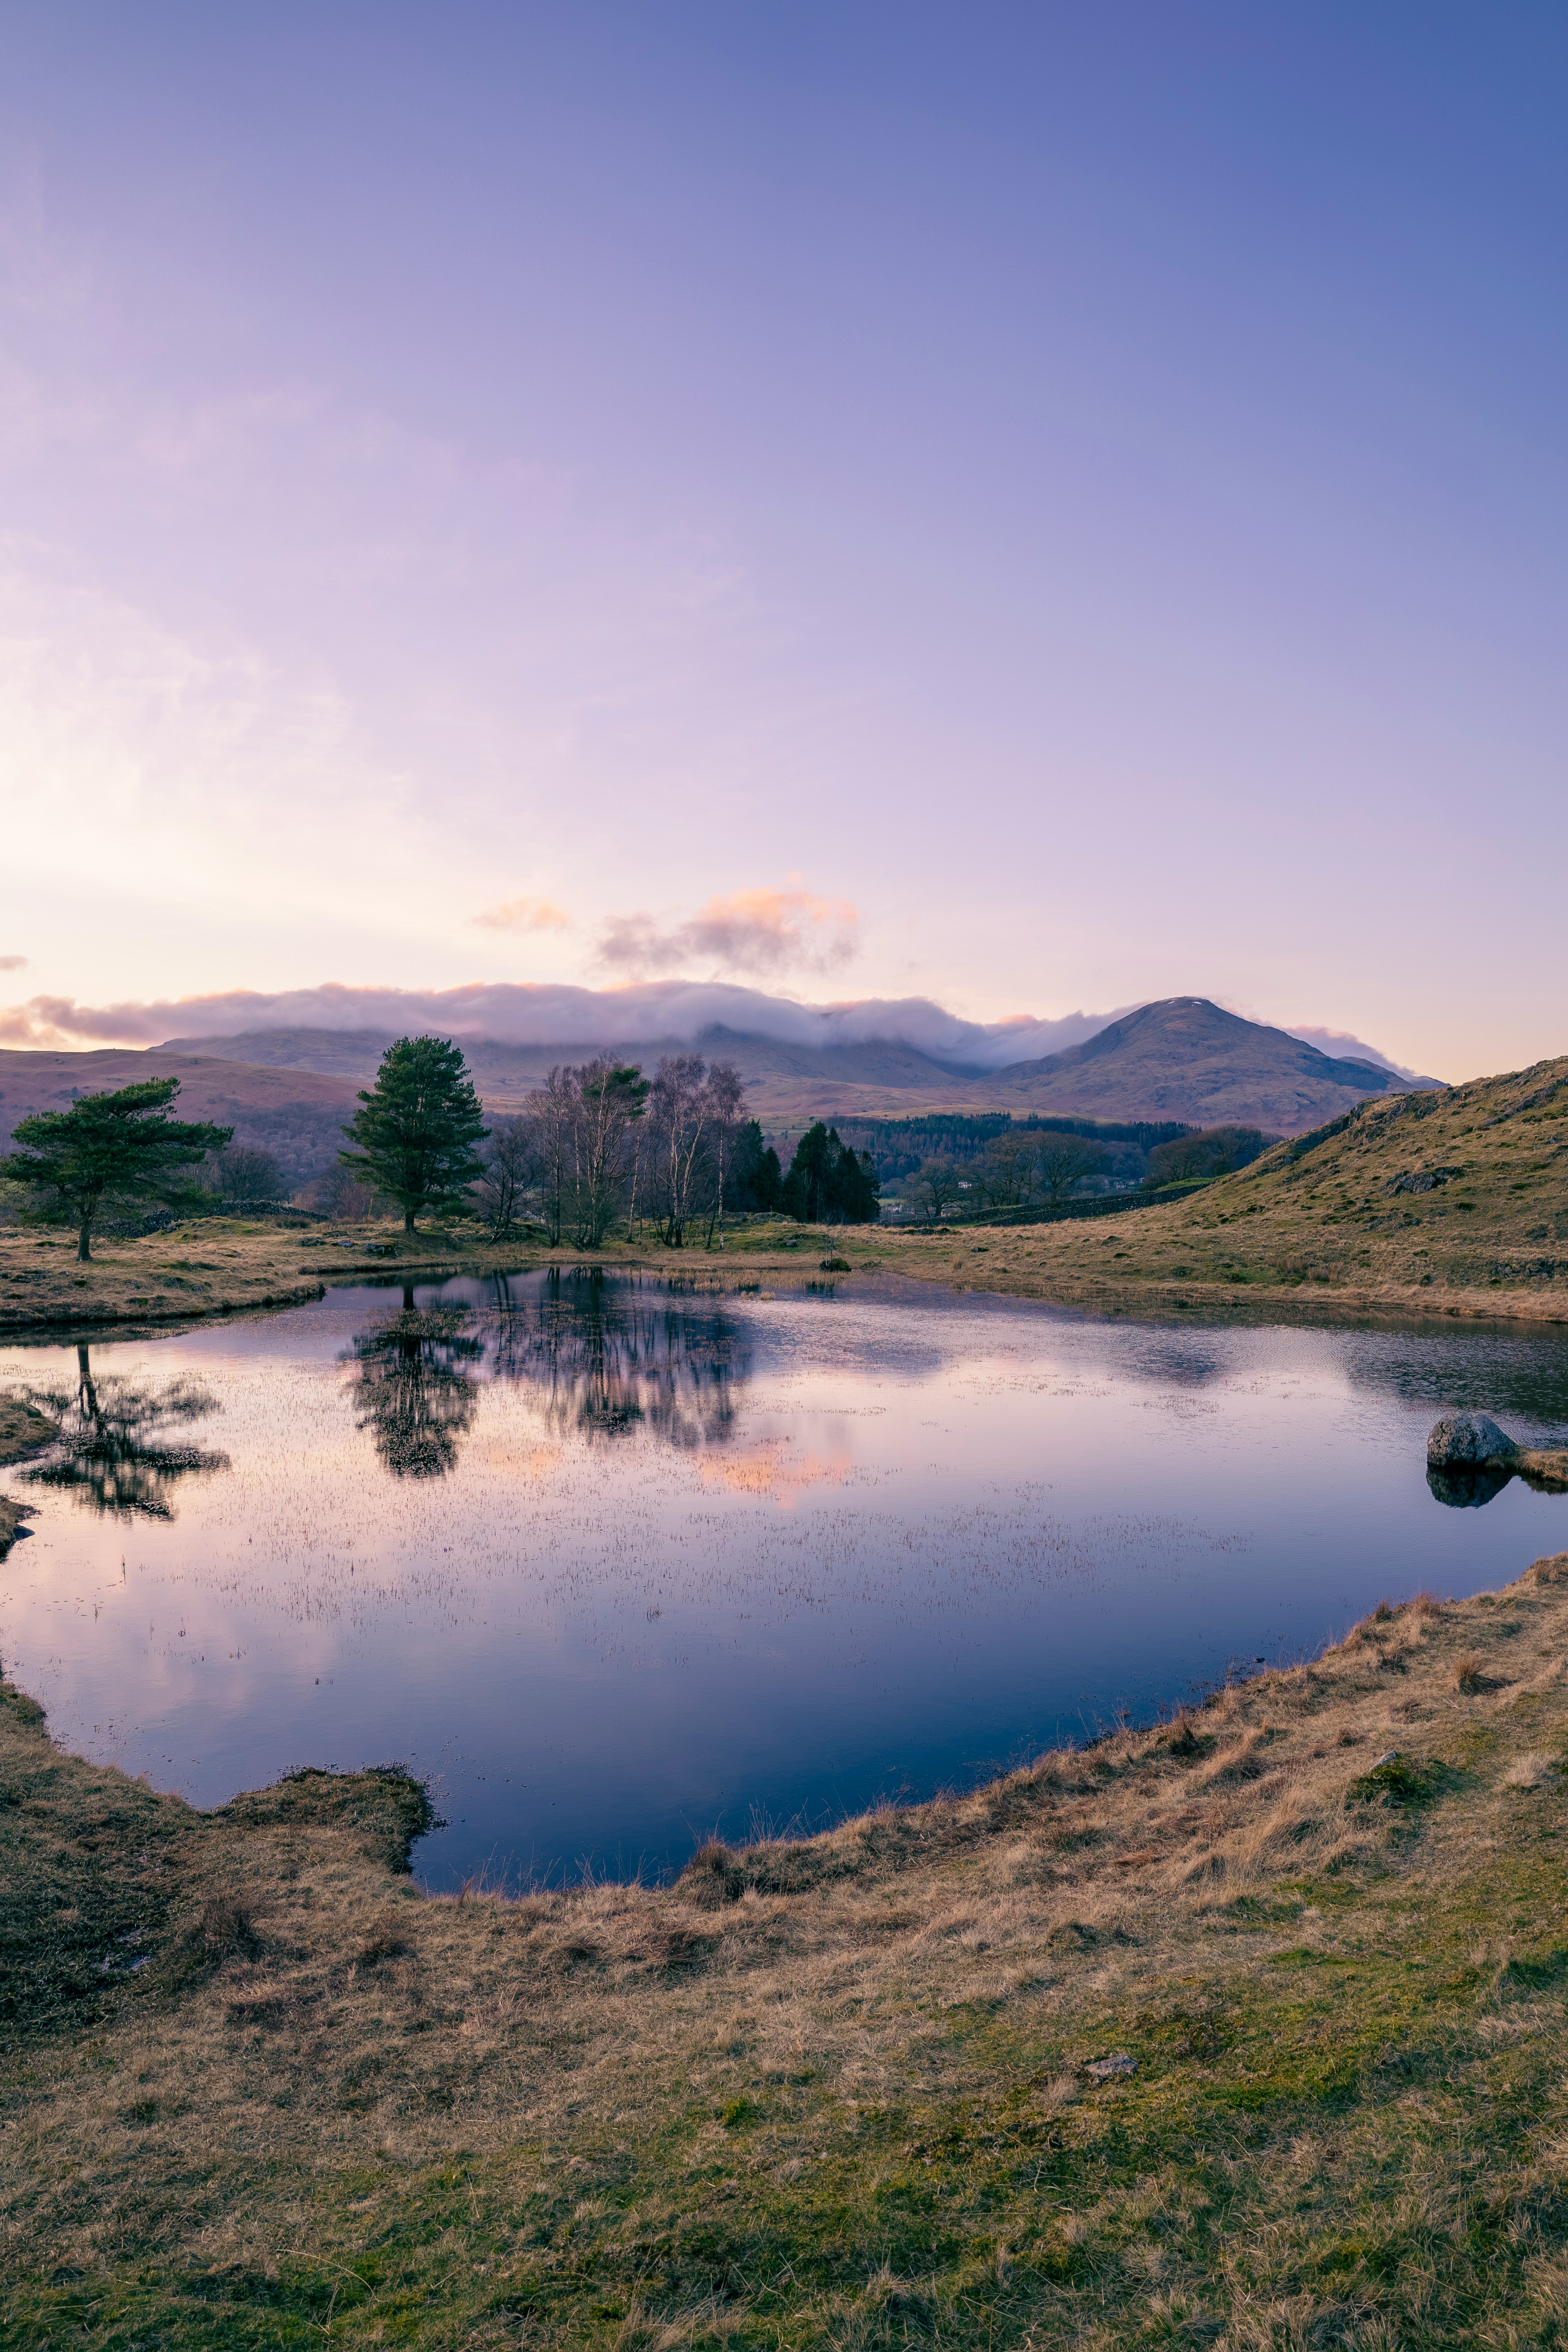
<box><xmin>2</xmin><ymin>1270</ymin><xmax>1565</xmax><ymax>1886</ymax></box>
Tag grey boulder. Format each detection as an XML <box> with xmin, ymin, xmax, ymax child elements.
<box><xmin>1427</xmin><ymin>1413</ymin><xmax>1520</xmax><ymax>1468</ymax></box>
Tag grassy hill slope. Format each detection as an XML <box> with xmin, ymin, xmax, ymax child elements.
<box><xmin>7</xmin><ymin>1550</ymin><xmax>1568</xmax><ymax>2347</ymax></box>
<box><xmin>958</xmin><ymin>1052</ymin><xmax>1568</xmax><ymax>1324</ymax></box>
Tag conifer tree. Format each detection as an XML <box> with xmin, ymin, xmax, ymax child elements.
<box><xmin>1</xmin><ymin>1078</ymin><xmax>233</xmax><ymax>1260</ymax></box>
<box><xmin>780</xmin><ymin>1123</ymin><xmax>881</xmax><ymax>1224</ymax></box>
<box><xmin>338</xmin><ymin>1036</ymin><xmax>488</xmax><ymax>1232</ymax></box>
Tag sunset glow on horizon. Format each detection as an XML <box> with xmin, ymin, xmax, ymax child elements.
<box><xmin>3</xmin><ymin>6</ymin><xmax>1566</xmax><ymax>1080</ymax></box>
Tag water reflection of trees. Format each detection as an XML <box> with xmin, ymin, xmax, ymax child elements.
<box><xmin>340</xmin><ymin>1272</ymin><xmax>754</xmax><ymax>1477</ymax></box>
<box><xmin>488</xmin><ymin>1270</ymin><xmax>752</xmax><ymax>1448</ymax></box>
<box><xmin>21</xmin><ymin>1345</ymin><xmax>229</xmax><ymax>1520</ymax></box>
<box><xmin>343</xmin><ymin>1288</ymin><xmax>483</xmax><ymax>1479</ymax></box>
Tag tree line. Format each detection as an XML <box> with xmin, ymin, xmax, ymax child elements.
<box><xmin>895</xmin><ymin>1121</ymin><xmax>1269</xmax><ymax>1227</ymax></box>
<box><xmin>474</xmin><ymin>1067</ymin><xmax>877</xmax><ymax>1241</ymax></box>
<box><xmin>900</xmin><ymin>1129</ymin><xmax>1112</xmax><ymax>1226</ymax></box>
<box><xmin>0</xmin><ymin>1035</ymin><xmax>881</xmax><ymax>1254</ymax></box>
<box><xmin>836</xmin><ymin>1110</ymin><xmax>1197</xmax><ymax>1184</ymax></box>
<box><xmin>1</xmin><ymin>1033</ymin><xmax>1265</xmax><ymax>1253</ymax></box>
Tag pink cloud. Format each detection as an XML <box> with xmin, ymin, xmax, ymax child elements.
<box><xmin>597</xmin><ymin>887</ymin><xmax>860</xmax><ymax>979</ymax></box>
<box><xmin>471</xmin><ymin>897</ymin><xmax>570</xmax><ymax>933</ymax></box>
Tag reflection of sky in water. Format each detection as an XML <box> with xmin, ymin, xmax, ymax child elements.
<box><xmin>2</xmin><ymin>1271</ymin><xmax>1566</xmax><ymax>1888</ymax></box>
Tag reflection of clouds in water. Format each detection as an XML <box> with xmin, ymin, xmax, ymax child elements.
<box><xmin>216</xmin><ymin>1465</ymin><xmax>1234</xmax><ymax>1647</ymax></box>
<box><xmin>12</xmin><ymin>1285</ymin><xmax>1552</xmax><ymax>1667</ymax></box>
<box><xmin>472</xmin><ymin>1441</ymin><xmax>561</xmax><ymax>1479</ymax></box>
<box><xmin>697</xmin><ymin>1442</ymin><xmax>852</xmax><ymax>1506</ymax></box>
<box><xmin>20</xmin><ymin>1274</ymin><xmax>1566</xmax><ymax>1886</ymax></box>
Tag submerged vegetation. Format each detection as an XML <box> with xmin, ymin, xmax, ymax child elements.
<box><xmin>7</xmin><ymin>1554</ymin><xmax>1568</xmax><ymax>2344</ymax></box>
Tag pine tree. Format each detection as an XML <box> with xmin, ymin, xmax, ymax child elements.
<box><xmin>338</xmin><ymin>1037</ymin><xmax>488</xmax><ymax>1232</ymax></box>
<box><xmin>1</xmin><ymin>1078</ymin><xmax>234</xmax><ymax>1260</ymax></box>
<box><xmin>780</xmin><ymin>1123</ymin><xmax>881</xmax><ymax>1225</ymax></box>
<box><xmin>724</xmin><ymin>1120</ymin><xmax>783</xmax><ymax>1213</ymax></box>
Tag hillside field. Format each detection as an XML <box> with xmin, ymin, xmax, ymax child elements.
<box><xmin>935</xmin><ymin>1052</ymin><xmax>1568</xmax><ymax>1326</ymax></box>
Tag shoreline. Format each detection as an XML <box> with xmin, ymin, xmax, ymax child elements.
<box><xmin>8</xmin><ymin>1546</ymin><xmax>1568</xmax><ymax>2343</ymax></box>
<box><xmin>3</xmin><ymin>1217</ymin><xmax>1568</xmax><ymax>1343</ymax></box>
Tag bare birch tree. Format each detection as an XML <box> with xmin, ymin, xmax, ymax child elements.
<box><xmin>702</xmin><ymin>1063</ymin><xmax>745</xmax><ymax>1249</ymax></box>
<box><xmin>572</xmin><ymin>1061</ymin><xmax>650</xmax><ymax>1246</ymax></box>
<box><xmin>646</xmin><ymin>1055</ymin><xmax>711</xmax><ymax>1248</ymax></box>
<box><xmin>531</xmin><ymin>1067</ymin><xmax>578</xmax><ymax>1246</ymax></box>
<box><xmin>475</xmin><ymin>1114</ymin><xmax>541</xmax><ymax>1238</ymax></box>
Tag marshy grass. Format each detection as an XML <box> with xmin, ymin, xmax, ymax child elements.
<box><xmin>8</xmin><ymin>1552</ymin><xmax>1568</xmax><ymax>2343</ymax></box>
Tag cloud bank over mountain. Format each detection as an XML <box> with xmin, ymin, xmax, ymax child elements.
<box><xmin>1281</xmin><ymin>1025</ymin><xmax>1424</xmax><ymax>1082</ymax></box>
<box><xmin>0</xmin><ymin>980</ymin><xmax>1432</xmax><ymax>1086</ymax></box>
<box><xmin>0</xmin><ymin>979</ymin><xmax>1126</xmax><ymax>1071</ymax></box>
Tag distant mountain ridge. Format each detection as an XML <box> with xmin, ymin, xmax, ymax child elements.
<box><xmin>154</xmin><ymin>997</ymin><xmax>1444</xmax><ymax>1138</ymax></box>
<box><xmin>976</xmin><ymin>998</ymin><xmax>1443</xmax><ymax>1132</ymax></box>
<box><xmin>0</xmin><ymin>1001</ymin><xmax>1443</xmax><ymax>1200</ymax></box>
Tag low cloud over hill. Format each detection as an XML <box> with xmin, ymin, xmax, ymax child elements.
<box><xmin>2</xmin><ymin>979</ymin><xmax>1118</xmax><ymax>1071</ymax></box>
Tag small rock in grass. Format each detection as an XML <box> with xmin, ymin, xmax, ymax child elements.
<box><xmin>1085</xmin><ymin>2053</ymin><xmax>1136</xmax><ymax>2081</ymax></box>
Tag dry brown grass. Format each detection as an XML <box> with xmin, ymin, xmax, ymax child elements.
<box><xmin>8</xmin><ymin>1549</ymin><xmax>1568</xmax><ymax>2344</ymax></box>
<box><xmin>0</xmin><ymin>1392</ymin><xmax>54</xmax><ymax>1461</ymax></box>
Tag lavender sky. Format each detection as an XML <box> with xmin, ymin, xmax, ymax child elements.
<box><xmin>2</xmin><ymin>5</ymin><xmax>1564</xmax><ymax>1079</ymax></box>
